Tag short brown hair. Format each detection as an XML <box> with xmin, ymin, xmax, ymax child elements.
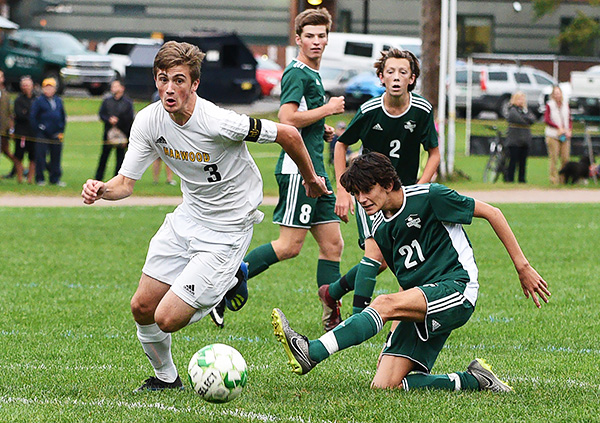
<box><xmin>153</xmin><ymin>41</ymin><xmax>206</xmax><ymax>82</ymax></box>
<box><xmin>295</xmin><ymin>8</ymin><xmax>332</xmax><ymax>36</ymax></box>
<box><xmin>374</xmin><ymin>48</ymin><xmax>420</xmax><ymax>92</ymax></box>
<box><xmin>340</xmin><ymin>152</ymin><xmax>402</xmax><ymax>195</ymax></box>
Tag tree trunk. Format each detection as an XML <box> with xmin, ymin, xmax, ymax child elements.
<box><xmin>420</xmin><ymin>0</ymin><xmax>441</xmax><ymax>111</ymax></box>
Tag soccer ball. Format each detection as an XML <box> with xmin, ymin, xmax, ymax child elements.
<box><xmin>187</xmin><ymin>343</ymin><xmax>248</xmax><ymax>403</ymax></box>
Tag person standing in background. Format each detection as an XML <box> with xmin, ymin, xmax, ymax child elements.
<box><xmin>12</xmin><ymin>76</ymin><xmax>37</xmax><ymax>184</ymax></box>
<box><xmin>95</xmin><ymin>79</ymin><xmax>135</xmax><ymax>181</ymax></box>
<box><xmin>505</xmin><ymin>91</ymin><xmax>535</xmax><ymax>183</ymax></box>
<box><xmin>31</xmin><ymin>78</ymin><xmax>67</xmax><ymax>186</ymax></box>
<box><xmin>0</xmin><ymin>70</ymin><xmax>22</xmax><ymax>179</ymax></box>
<box><xmin>544</xmin><ymin>85</ymin><xmax>572</xmax><ymax>185</ymax></box>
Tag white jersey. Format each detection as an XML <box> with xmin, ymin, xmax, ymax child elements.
<box><xmin>119</xmin><ymin>95</ymin><xmax>278</xmax><ymax>231</ymax></box>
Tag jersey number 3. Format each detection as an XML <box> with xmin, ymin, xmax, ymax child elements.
<box><xmin>204</xmin><ymin>164</ymin><xmax>222</xmax><ymax>183</ymax></box>
<box><xmin>398</xmin><ymin>239</ymin><xmax>425</xmax><ymax>269</ymax></box>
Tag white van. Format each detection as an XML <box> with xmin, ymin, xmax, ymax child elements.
<box><xmin>321</xmin><ymin>32</ymin><xmax>421</xmax><ymax>68</ymax></box>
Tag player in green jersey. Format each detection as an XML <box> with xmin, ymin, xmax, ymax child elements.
<box><xmin>272</xmin><ymin>152</ymin><xmax>550</xmax><ymax>392</ymax></box>
<box><xmin>319</xmin><ymin>48</ymin><xmax>440</xmax><ymax>330</ymax></box>
<box><xmin>217</xmin><ymin>8</ymin><xmax>346</xmax><ymax>329</ymax></box>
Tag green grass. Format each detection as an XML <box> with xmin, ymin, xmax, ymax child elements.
<box><xmin>1</xmin><ymin>96</ymin><xmax>598</xmax><ymax>198</ymax></box>
<box><xmin>0</xmin><ymin>203</ymin><xmax>598</xmax><ymax>422</ymax></box>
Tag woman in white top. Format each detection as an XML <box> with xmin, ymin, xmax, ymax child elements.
<box><xmin>544</xmin><ymin>85</ymin><xmax>572</xmax><ymax>184</ymax></box>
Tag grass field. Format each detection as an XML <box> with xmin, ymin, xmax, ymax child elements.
<box><xmin>0</xmin><ymin>203</ymin><xmax>599</xmax><ymax>422</ymax></box>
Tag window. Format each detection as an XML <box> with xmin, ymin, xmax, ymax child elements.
<box><xmin>456</xmin><ymin>70</ymin><xmax>481</xmax><ymax>84</ymax></box>
<box><xmin>344</xmin><ymin>42</ymin><xmax>373</xmax><ymax>58</ymax></box>
<box><xmin>514</xmin><ymin>72</ymin><xmax>531</xmax><ymax>84</ymax></box>
<box><xmin>458</xmin><ymin>15</ymin><xmax>493</xmax><ymax>56</ymax></box>
<box><xmin>488</xmin><ymin>71</ymin><xmax>507</xmax><ymax>82</ymax></box>
<box><xmin>338</xmin><ymin>10</ymin><xmax>352</xmax><ymax>33</ymax></box>
<box><xmin>108</xmin><ymin>43</ymin><xmax>133</xmax><ymax>56</ymax></box>
<box><xmin>534</xmin><ymin>74</ymin><xmax>554</xmax><ymax>86</ymax></box>
<box><xmin>114</xmin><ymin>4</ymin><xmax>146</xmax><ymax>16</ymax></box>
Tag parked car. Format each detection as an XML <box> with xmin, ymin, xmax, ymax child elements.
<box><xmin>98</xmin><ymin>37</ymin><xmax>163</xmax><ymax>80</ymax></box>
<box><xmin>455</xmin><ymin>64</ymin><xmax>556</xmax><ymax>118</ymax></box>
<box><xmin>0</xmin><ymin>29</ymin><xmax>114</xmax><ymax>95</ymax></box>
<box><xmin>344</xmin><ymin>71</ymin><xmax>385</xmax><ymax>109</ymax></box>
<box><xmin>569</xmin><ymin>64</ymin><xmax>600</xmax><ymax>115</ymax></box>
<box><xmin>254</xmin><ymin>55</ymin><xmax>282</xmax><ymax>97</ymax></box>
<box><xmin>320</xmin><ymin>65</ymin><xmax>366</xmax><ymax>101</ymax></box>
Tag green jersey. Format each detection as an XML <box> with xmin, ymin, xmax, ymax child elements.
<box><xmin>276</xmin><ymin>59</ymin><xmax>327</xmax><ymax>176</ymax></box>
<box><xmin>338</xmin><ymin>93</ymin><xmax>438</xmax><ymax>185</ymax></box>
<box><xmin>372</xmin><ymin>183</ymin><xmax>479</xmax><ymax>305</ymax></box>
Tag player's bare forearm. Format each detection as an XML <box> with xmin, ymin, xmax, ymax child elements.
<box><xmin>417</xmin><ymin>147</ymin><xmax>440</xmax><ymax>184</ymax></box>
<box><xmin>278</xmin><ymin>97</ymin><xmax>344</xmax><ymax>129</ymax></box>
<box><xmin>473</xmin><ymin>200</ymin><xmax>550</xmax><ymax>307</ymax></box>
<box><xmin>81</xmin><ymin>174</ymin><xmax>135</xmax><ymax>204</ymax></box>
<box><xmin>334</xmin><ymin>141</ymin><xmax>353</xmax><ymax>221</ymax></box>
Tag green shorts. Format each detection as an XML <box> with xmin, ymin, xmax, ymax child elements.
<box><xmin>273</xmin><ymin>173</ymin><xmax>339</xmax><ymax>229</ymax></box>
<box><xmin>382</xmin><ymin>278</ymin><xmax>475</xmax><ymax>373</ymax></box>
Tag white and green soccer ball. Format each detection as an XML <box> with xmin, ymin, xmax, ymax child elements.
<box><xmin>187</xmin><ymin>343</ymin><xmax>248</xmax><ymax>403</ymax></box>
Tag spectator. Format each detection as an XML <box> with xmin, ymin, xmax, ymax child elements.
<box><xmin>505</xmin><ymin>91</ymin><xmax>535</xmax><ymax>183</ymax></box>
<box><xmin>95</xmin><ymin>79</ymin><xmax>134</xmax><ymax>180</ymax></box>
<box><xmin>152</xmin><ymin>158</ymin><xmax>176</xmax><ymax>185</ymax></box>
<box><xmin>31</xmin><ymin>78</ymin><xmax>66</xmax><ymax>186</ymax></box>
<box><xmin>0</xmin><ymin>69</ymin><xmax>22</xmax><ymax>179</ymax></box>
<box><xmin>544</xmin><ymin>85</ymin><xmax>572</xmax><ymax>185</ymax></box>
<box><xmin>12</xmin><ymin>76</ymin><xmax>37</xmax><ymax>184</ymax></box>
<box><xmin>328</xmin><ymin>120</ymin><xmax>346</xmax><ymax>165</ymax></box>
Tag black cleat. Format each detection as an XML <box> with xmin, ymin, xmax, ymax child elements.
<box><xmin>133</xmin><ymin>375</ymin><xmax>184</xmax><ymax>393</ymax></box>
<box><xmin>209</xmin><ymin>299</ymin><xmax>226</xmax><ymax>328</ymax></box>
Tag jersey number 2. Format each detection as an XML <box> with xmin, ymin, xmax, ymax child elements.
<box><xmin>389</xmin><ymin>139</ymin><xmax>401</xmax><ymax>158</ymax></box>
<box><xmin>204</xmin><ymin>164</ymin><xmax>222</xmax><ymax>183</ymax></box>
<box><xmin>398</xmin><ymin>239</ymin><xmax>425</xmax><ymax>269</ymax></box>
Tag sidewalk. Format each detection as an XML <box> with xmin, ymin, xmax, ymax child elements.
<box><xmin>1</xmin><ymin>189</ymin><xmax>600</xmax><ymax>207</ymax></box>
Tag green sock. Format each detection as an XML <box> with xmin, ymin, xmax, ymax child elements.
<box><xmin>352</xmin><ymin>257</ymin><xmax>380</xmax><ymax>314</ymax></box>
<box><xmin>243</xmin><ymin>243</ymin><xmax>279</xmax><ymax>279</ymax></box>
<box><xmin>308</xmin><ymin>306</ymin><xmax>383</xmax><ymax>362</ymax></box>
<box><xmin>403</xmin><ymin>371</ymin><xmax>480</xmax><ymax>391</ymax></box>
<box><xmin>316</xmin><ymin>259</ymin><xmax>340</xmax><ymax>288</ymax></box>
<box><xmin>328</xmin><ymin>264</ymin><xmax>359</xmax><ymax>300</ymax></box>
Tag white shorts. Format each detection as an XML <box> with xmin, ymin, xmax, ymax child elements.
<box><xmin>142</xmin><ymin>206</ymin><xmax>253</xmax><ymax>319</ymax></box>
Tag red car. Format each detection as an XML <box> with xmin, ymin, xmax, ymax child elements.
<box><xmin>255</xmin><ymin>55</ymin><xmax>283</xmax><ymax>97</ymax></box>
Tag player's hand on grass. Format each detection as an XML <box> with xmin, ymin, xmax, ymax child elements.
<box><xmin>323</xmin><ymin>124</ymin><xmax>334</xmax><ymax>142</ymax></box>
<box><xmin>517</xmin><ymin>263</ymin><xmax>550</xmax><ymax>308</ymax></box>
<box><xmin>327</xmin><ymin>96</ymin><xmax>345</xmax><ymax>115</ymax></box>
<box><xmin>303</xmin><ymin>176</ymin><xmax>331</xmax><ymax>198</ymax></box>
<box><xmin>82</xmin><ymin>179</ymin><xmax>106</xmax><ymax>204</ymax></box>
<box><xmin>334</xmin><ymin>189</ymin><xmax>354</xmax><ymax>223</ymax></box>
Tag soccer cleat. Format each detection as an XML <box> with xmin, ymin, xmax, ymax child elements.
<box><xmin>209</xmin><ymin>299</ymin><xmax>226</xmax><ymax>328</ymax></box>
<box><xmin>318</xmin><ymin>284</ymin><xmax>342</xmax><ymax>331</ymax></box>
<box><xmin>133</xmin><ymin>375</ymin><xmax>184</xmax><ymax>393</ymax></box>
<box><xmin>467</xmin><ymin>358</ymin><xmax>513</xmax><ymax>392</ymax></box>
<box><xmin>271</xmin><ymin>308</ymin><xmax>317</xmax><ymax>375</ymax></box>
<box><xmin>225</xmin><ymin>262</ymin><xmax>248</xmax><ymax>311</ymax></box>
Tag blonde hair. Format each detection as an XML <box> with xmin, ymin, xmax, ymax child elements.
<box><xmin>295</xmin><ymin>8</ymin><xmax>332</xmax><ymax>36</ymax></box>
<box><xmin>510</xmin><ymin>91</ymin><xmax>526</xmax><ymax>106</ymax></box>
<box><xmin>153</xmin><ymin>41</ymin><xmax>206</xmax><ymax>82</ymax></box>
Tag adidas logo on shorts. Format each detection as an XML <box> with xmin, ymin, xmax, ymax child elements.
<box><xmin>183</xmin><ymin>284</ymin><xmax>195</xmax><ymax>295</ymax></box>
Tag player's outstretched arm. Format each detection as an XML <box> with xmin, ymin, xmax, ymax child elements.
<box><xmin>274</xmin><ymin>123</ymin><xmax>330</xmax><ymax>198</ymax></box>
<box><xmin>473</xmin><ymin>199</ymin><xmax>551</xmax><ymax>308</ymax></box>
<box><xmin>81</xmin><ymin>174</ymin><xmax>136</xmax><ymax>205</ymax></box>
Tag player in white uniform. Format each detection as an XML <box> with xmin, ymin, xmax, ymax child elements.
<box><xmin>81</xmin><ymin>41</ymin><xmax>329</xmax><ymax>392</ymax></box>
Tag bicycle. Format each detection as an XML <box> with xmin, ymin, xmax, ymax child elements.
<box><xmin>482</xmin><ymin>125</ymin><xmax>508</xmax><ymax>183</ymax></box>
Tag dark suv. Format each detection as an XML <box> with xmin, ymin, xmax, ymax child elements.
<box><xmin>0</xmin><ymin>29</ymin><xmax>114</xmax><ymax>95</ymax></box>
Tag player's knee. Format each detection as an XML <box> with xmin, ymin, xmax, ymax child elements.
<box><xmin>130</xmin><ymin>295</ymin><xmax>155</xmax><ymax>322</ymax></box>
<box><xmin>319</xmin><ymin>236</ymin><xmax>344</xmax><ymax>258</ymax></box>
<box><xmin>369</xmin><ymin>294</ymin><xmax>393</xmax><ymax>319</ymax></box>
<box><xmin>154</xmin><ymin>313</ymin><xmax>183</xmax><ymax>333</ymax></box>
<box><xmin>275</xmin><ymin>242</ymin><xmax>303</xmax><ymax>260</ymax></box>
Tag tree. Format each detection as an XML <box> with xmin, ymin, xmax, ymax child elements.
<box><xmin>420</xmin><ymin>0</ymin><xmax>441</xmax><ymax>111</ymax></box>
<box><xmin>533</xmin><ymin>0</ymin><xmax>600</xmax><ymax>55</ymax></box>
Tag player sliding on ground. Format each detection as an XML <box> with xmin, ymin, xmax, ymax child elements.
<box><xmin>82</xmin><ymin>41</ymin><xmax>329</xmax><ymax>392</ymax></box>
<box><xmin>272</xmin><ymin>152</ymin><xmax>550</xmax><ymax>392</ymax></box>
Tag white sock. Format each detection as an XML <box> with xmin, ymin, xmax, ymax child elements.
<box><xmin>136</xmin><ymin>322</ymin><xmax>178</xmax><ymax>383</ymax></box>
